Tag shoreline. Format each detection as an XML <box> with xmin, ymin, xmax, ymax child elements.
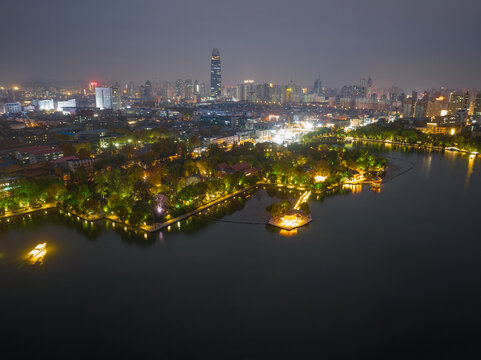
<box><xmin>347</xmin><ymin>137</ymin><xmax>479</xmax><ymax>156</ymax></box>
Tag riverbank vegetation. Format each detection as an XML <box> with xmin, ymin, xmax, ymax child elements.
<box><xmin>0</xmin><ymin>131</ymin><xmax>386</xmax><ymax>228</ymax></box>
<box><xmin>304</xmin><ymin>123</ymin><xmax>481</xmax><ymax>153</ymax></box>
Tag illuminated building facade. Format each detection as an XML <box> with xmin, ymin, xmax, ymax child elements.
<box><xmin>210</xmin><ymin>48</ymin><xmax>221</xmax><ymax>99</ymax></box>
<box><xmin>473</xmin><ymin>92</ymin><xmax>481</xmax><ymax>117</ymax></box>
<box><xmin>95</xmin><ymin>87</ymin><xmax>112</xmax><ymax>110</ymax></box>
<box><xmin>96</xmin><ymin>87</ymin><xmax>122</xmax><ymax>111</ymax></box>
<box><xmin>448</xmin><ymin>91</ymin><xmax>469</xmax><ymax>115</ymax></box>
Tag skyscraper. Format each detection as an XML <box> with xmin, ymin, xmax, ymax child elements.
<box><xmin>175</xmin><ymin>79</ymin><xmax>185</xmax><ymax>99</ymax></box>
<box><xmin>473</xmin><ymin>92</ymin><xmax>481</xmax><ymax>117</ymax></box>
<box><xmin>111</xmin><ymin>86</ymin><xmax>122</xmax><ymax>111</ymax></box>
<box><xmin>448</xmin><ymin>91</ymin><xmax>469</xmax><ymax>115</ymax></box>
<box><xmin>95</xmin><ymin>87</ymin><xmax>121</xmax><ymax>110</ymax></box>
<box><xmin>95</xmin><ymin>87</ymin><xmax>113</xmax><ymax>110</ymax></box>
<box><xmin>313</xmin><ymin>76</ymin><xmax>322</xmax><ymax>96</ymax></box>
<box><xmin>210</xmin><ymin>48</ymin><xmax>221</xmax><ymax>99</ymax></box>
<box><xmin>143</xmin><ymin>80</ymin><xmax>153</xmax><ymax>102</ymax></box>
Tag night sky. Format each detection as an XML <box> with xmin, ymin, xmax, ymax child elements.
<box><xmin>1</xmin><ymin>0</ymin><xmax>480</xmax><ymax>89</ymax></box>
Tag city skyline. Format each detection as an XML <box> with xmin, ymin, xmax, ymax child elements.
<box><xmin>1</xmin><ymin>0</ymin><xmax>481</xmax><ymax>90</ymax></box>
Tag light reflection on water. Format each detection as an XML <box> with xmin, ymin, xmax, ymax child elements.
<box><xmin>465</xmin><ymin>157</ymin><xmax>475</xmax><ymax>189</ymax></box>
<box><xmin>423</xmin><ymin>155</ymin><xmax>432</xmax><ymax>177</ymax></box>
<box><xmin>1</xmin><ymin>148</ymin><xmax>481</xmax><ymax>358</ymax></box>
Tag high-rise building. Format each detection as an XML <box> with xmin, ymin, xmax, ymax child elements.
<box><xmin>210</xmin><ymin>48</ymin><xmax>221</xmax><ymax>99</ymax></box>
<box><xmin>426</xmin><ymin>96</ymin><xmax>448</xmax><ymax>118</ymax></box>
<box><xmin>313</xmin><ymin>76</ymin><xmax>322</xmax><ymax>96</ymax></box>
<box><xmin>367</xmin><ymin>77</ymin><xmax>373</xmax><ymax>98</ymax></box>
<box><xmin>143</xmin><ymin>80</ymin><xmax>153</xmax><ymax>102</ymax></box>
<box><xmin>126</xmin><ymin>81</ymin><xmax>135</xmax><ymax>97</ymax></box>
<box><xmin>111</xmin><ymin>86</ymin><xmax>122</xmax><ymax>111</ymax></box>
<box><xmin>96</xmin><ymin>87</ymin><xmax>113</xmax><ymax>110</ymax></box>
<box><xmin>237</xmin><ymin>80</ymin><xmax>255</xmax><ymax>102</ymax></box>
<box><xmin>185</xmin><ymin>79</ymin><xmax>194</xmax><ymax>100</ymax></box>
<box><xmin>473</xmin><ymin>92</ymin><xmax>481</xmax><ymax>117</ymax></box>
<box><xmin>175</xmin><ymin>79</ymin><xmax>185</xmax><ymax>99</ymax></box>
<box><xmin>448</xmin><ymin>91</ymin><xmax>469</xmax><ymax>114</ymax></box>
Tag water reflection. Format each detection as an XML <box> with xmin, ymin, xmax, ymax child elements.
<box><xmin>423</xmin><ymin>155</ymin><xmax>432</xmax><ymax>177</ymax></box>
<box><xmin>343</xmin><ymin>184</ymin><xmax>362</xmax><ymax>194</ymax></box>
<box><xmin>465</xmin><ymin>156</ymin><xmax>475</xmax><ymax>189</ymax></box>
<box><xmin>280</xmin><ymin>229</ymin><xmax>298</xmax><ymax>236</ymax></box>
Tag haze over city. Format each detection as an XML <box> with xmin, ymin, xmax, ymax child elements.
<box><xmin>2</xmin><ymin>0</ymin><xmax>481</xmax><ymax>89</ymax></box>
<box><xmin>2</xmin><ymin>1</ymin><xmax>481</xmax><ymax>359</ymax></box>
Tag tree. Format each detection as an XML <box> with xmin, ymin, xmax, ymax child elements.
<box><xmin>77</xmin><ymin>148</ymin><xmax>91</xmax><ymax>159</ymax></box>
<box><xmin>59</xmin><ymin>142</ymin><xmax>76</xmax><ymax>157</ymax></box>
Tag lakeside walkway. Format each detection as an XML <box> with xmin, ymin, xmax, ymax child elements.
<box><xmin>0</xmin><ymin>203</ymin><xmax>56</xmax><ymax>220</ymax></box>
<box><xmin>348</xmin><ymin>137</ymin><xmax>479</xmax><ymax>156</ymax></box>
<box><xmin>149</xmin><ymin>185</ymin><xmax>258</xmax><ymax>232</ymax></box>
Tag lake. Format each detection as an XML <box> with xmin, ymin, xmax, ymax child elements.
<box><xmin>1</xmin><ymin>148</ymin><xmax>480</xmax><ymax>359</ymax></box>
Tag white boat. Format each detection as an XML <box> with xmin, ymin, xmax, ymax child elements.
<box><xmin>28</xmin><ymin>243</ymin><xmax>47</xmax><ymax>258</ymax></box>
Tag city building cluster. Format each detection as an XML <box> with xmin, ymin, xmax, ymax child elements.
<box><xmin>0</xmin><ymin>47</ymin><xmax>480</xmax><ymax>185</ymax></box>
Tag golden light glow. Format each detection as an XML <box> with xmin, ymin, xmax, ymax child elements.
<box><xmin>440</xmin><ymin>110</ymin><xmax>448</xmax><ymax>116</ymax></box>
<box><xmin>450</xmin><ymin>128</ymin><xmax>455</xmax><ymax>135</ymax></box>
<box><xmin>27</xmin><ymin>243</ymin><xmax>47</xmax><ymax>264</ymax></box>
<box><xmin>280</xmin><ymin>229</ymin><xmax>298</xmax><ymax>236</ymax></box>
<box><xmin>314</xmin><ymin>175</ymin><xmax>327</xmax><ymax>183</ymax></box>
<box><xmin>279</xmin><ymin>214</ymin><xmax>304</xmax><ymax>229</ymax></box>
<box><xmin>294</xmin><ymin>191</ymin><xmax>311</xmax><ymax>210</ymax></box>
<box><xmin>343</xmin><ymin>184</ymin><xmax>362</xmax><ymax>194</ymax></box>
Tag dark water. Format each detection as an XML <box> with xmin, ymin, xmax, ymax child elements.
<box><xmin>1</xmin><ymin>149</ymin><xmax>480</xmax><ymax>359</ymax></box>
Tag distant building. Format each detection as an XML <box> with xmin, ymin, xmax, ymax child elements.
<box><xmin>15</xmin><ymin>146</ymin><xmax>63</xmax><ymax>164</ymax></box>
<box><xmin>313</xmin><ymin>76</ymin><xmax>322</xmax><ymax>96</ymax></box>
<box><xmin>111</xmin><ymin>86</ymin><xmax>121</xmax><ymax>111</ymax></box>
<box><xmin>95</xmin><ymin>88</ymin><xmax>113</xmax><ymax>110</ymax></box>
<box><xmin>52</xmin><ymin>156</ymin><xmax>94</xmax><ymax>173</ymax></box>
<box><xmin>473</xmin><ymin>92</ymin><xmax>481</xmax><ymax>118</ymax></box>
<box><xmin>237</xmin><ymin>80</ymin><xmax>256</xmax><ymax>102</ymax></box>
<box><xmin>38</xmin><ymin>99</ymin><xmax>55</xmax><ymax>111</ymax></box>
<box><xmin>210</xmin><ymin>48</ymin><xmax>221</xmax><ymax>99</ymax></box>
<box><xmin>4</xmin><ymin>102</ymin><xmax>22</xmax><ymax>113</ymax></box>
<box><xmin>426</xmin><ymin>96</ymin><xmax>448</xmax><ymax>118</ymax></box>
<box><xmin>175</xmin><ymin>79</ymin><xmax>185</xmax><ymax>99</ymax></box>
<box><xmin>57</xmin><ymin>99</ymin><xmax>76</xmax><ymax>112</ymax></box>
<box><xmin>143</xmin><ymin>80</ymin><xmax>153</xmax><ymax>102</ymax></box>
<box><xmin>448</xmin><ymin>91</ymin><xmax>469</xmax><ymax>115</ymax></box>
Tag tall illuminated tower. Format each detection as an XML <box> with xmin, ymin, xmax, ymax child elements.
<box><xmin>210</xmin><ymin>48</ymin><xmax>221</xmax><ymax>100</ymax></box>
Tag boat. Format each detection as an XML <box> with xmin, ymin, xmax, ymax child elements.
<box><xmin>28</xmin><ymin>243</ymin><xmax>47</xmax><ymax>258</ymax></box>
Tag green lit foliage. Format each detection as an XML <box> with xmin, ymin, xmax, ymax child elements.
<box><xmin>266</xmin><ymin>200</ymin><xmax>292</xmax><ymax>217</ymax></box>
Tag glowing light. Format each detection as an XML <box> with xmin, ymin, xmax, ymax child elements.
<box><xmin>440</xmin><ymin>110</ymin><xmax>448</xmax><ymax>116</ymax></box>
<box><xmin>303</xmin><ymin>122</ymin><xmax>313</xmax><ymax>130</ymax></box>
<box><xmin>280</xmin><ymin>229</ymin><xmax>298</xmax><ymax>236</ymax></box>
<box><xmin>314</xmin><ymin>175</ymin><xmax>327</xmax><ymax>183</ymax></box>
<box><xmin>294</xmin><ymin>191</ymin><xmax>311</xmax><ymax>210</ymax></box>
<box><xmin>279</xmin><ymin>215</ymin><xmax>304</xmax><ymax>229</ymax></box>
<box><xmin>27</xmin><ymin>243</ymin><xmax>47</xmax><ymax>264</ymax></box>
<box><xmin>450</xmin><ymin>128</ymin><xmax>455</xmax><ymax>135</ymax></box>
